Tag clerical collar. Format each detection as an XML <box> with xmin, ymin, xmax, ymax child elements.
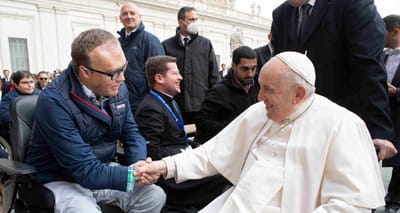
<box><xmin>280</xmin><ymin>95</ymin><xmax>314</xmax><ymax>124</ymax></box>
<box><xmin>152</xmin><ymin>89</ymin><xmax>173</xmax><ymax>102</ymax></box>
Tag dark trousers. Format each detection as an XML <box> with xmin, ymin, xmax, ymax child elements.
<box><xmin>386</xmin><ymin>167</ymin><xmax>400</xmax><ymax>209</ymax></box>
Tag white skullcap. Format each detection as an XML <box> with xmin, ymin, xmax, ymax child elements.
<box><xmin>275</xmin><ymin>51</ymin><xmax>315</xmax><ymax>86</ymax></box>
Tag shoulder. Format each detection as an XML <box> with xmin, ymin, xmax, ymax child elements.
<box><xmin>136</xmin><ymin>94</ymin><xmax>162</xmax><ymax>112</ymax></box>
<box><xmin>162</xmin><ymin>36</ymin><xmax>176</xmax><ymax>44</ymax></box>
<box><xmin>308</xmin><ymin>95</ymin><xmax>365</xmax><ymax>126</ymax></box>
<box><xmin>195</xmin><ymin>35</ymin><xmax>212</xmax><ymax>44</ymax></box>
<box><xmin>143</xmin><ymin>30</ymin><xmax>161</xmax><ymax>42</ymax></box>
<box><xmin>273</xmin><ymin>1</ymin><xmax>290</xmax><ymax>15</ymax></box>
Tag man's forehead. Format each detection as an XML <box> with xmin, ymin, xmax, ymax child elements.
<box><xmin>89</xmin><ymin>43</ymin><xmax>125</xmax><ymax>65</ymax></box>
<box><xmin>121</xmin><ymin>4</ymin><xmax>138</xmax><ymax>13</ymax></box>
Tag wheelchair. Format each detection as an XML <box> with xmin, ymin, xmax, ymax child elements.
<box><xmin>0</xmin><ymin>95</ymin><xmax>124</xmax><ymax>212</ymax></box>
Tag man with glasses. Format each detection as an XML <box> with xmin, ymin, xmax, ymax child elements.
<box><xmin>0</xmin><ymin>70</ymin><xmax>39</xmax><ymax>142</ymax></box>
<box><xmin>25</xmin><ymin>28</ymin><xmax>165</xmax><ymax>212</ymax></box>
<box><xmin>35</xmin><ymin>71</ymin><xmax>49</xmax><ymax>91</ymax></box>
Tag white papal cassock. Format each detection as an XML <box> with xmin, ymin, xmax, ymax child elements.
<box><xmin>163</xmin><ymin>94</ymin><xmax>385</xmax><ymax>213</ymax></box>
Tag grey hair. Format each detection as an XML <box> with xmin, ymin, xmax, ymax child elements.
<box><xmin>282</xmin><ymin>67</ymin><xmax>315</xmax><ymax>97</ymax></box>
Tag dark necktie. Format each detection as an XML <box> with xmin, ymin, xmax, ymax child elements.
<box><xmin>183</xmin><ymin>38</ymin><xmax>189</xmax><ymax>46</ymax></box>
<box><xmin>298</xmin><ymin>4</ymin><xmax>312</xmax><ymax>41</ymax></box>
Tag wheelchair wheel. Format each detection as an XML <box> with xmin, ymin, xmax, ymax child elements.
<box><xmin>0</xmin><ymin>136</ymin><xmax>12</xmax><ymax>160</ymax></box>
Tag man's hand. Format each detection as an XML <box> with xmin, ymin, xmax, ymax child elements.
<box><xmin>134</xmin><ymin>160</ymin><xmax>168</xmax><ymax>185</ymax></box>
<box><xmin>387</xmin><ymin>82</ymin><xmax>397</xmax><ymax>97</ymax></box>
<box><xmin>133</xmin><ymin>157</ymin><xmax>160</xmax><ymax>186</ymax></box>
<box><xmin>373</xmin><ymin>139</ymin><xmax>398</xmax><ymax>160</ymax></box>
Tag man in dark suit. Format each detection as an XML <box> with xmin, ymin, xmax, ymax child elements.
<box><xmin>383</xmin><ymin>14</ymin><xmax>400</xmax><ymax>213</ymax></box>
<box><xmin>135</xmin><ymin>56</ymin><xmax>229</xmax><ymax>212</ymax></box>
<box><xmin>1</xmin><ymin>69</ymin><xmax>11</xmax><ymax>95</ymax></box>
<box><xmin>254</xmin><ymin>33</ymin><xmax>273</xmax><ymax>75</ymax></box>
<box><xmin>271</xmin><ymin>0</ymin><xmax>397</xmax><ymax>160</ymax></box>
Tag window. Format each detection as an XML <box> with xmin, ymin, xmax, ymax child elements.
<box><xmin>8</xmin><ymin>37</ymin><xmax>29</xmax><ymax>71</ymax></box>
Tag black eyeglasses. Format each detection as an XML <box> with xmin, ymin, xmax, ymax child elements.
<box><xmin>40</xmin><ymin>78</ymin><xmax>48</xmax><ymax>80</ymax></box>
<box><xmin>83</xmin><ymin>61</ymin><xmax>128</xmax><ymax>80</ymax></box>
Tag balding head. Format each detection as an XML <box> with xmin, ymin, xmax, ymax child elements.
<box><xmin>119</xmin><ymin>2</ymin><xmax>142</xmax><ymax>33</ymax></box>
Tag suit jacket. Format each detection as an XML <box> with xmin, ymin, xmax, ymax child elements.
<box><xmin>254</xmin><ymin>43</ymin><xmax>272</xmax><ymax>75</ymax></box>
<box><xmin>386</xmin><ymin>60</ymin><xmax>400</xmax><ymax>165</ymax></box>
<box><xmin>135</xmin><ymin>90</ymin><xmax>229</xmax><ymax>208</ymax></box>
<box><xmin>135</xmin><ymin>91</ymin><xmax>189</xmax><ymax>161</ymax></box>
<box><xmin>271</xmin><ymin>0</ymin><xmax>395</xmax><ymax>151</ymax></box>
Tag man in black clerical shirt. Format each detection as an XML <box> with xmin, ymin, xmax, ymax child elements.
<box><xmin>135</xmin><ymin>55</ymin><xmax>230</xmax><ymax>213</ymax></box>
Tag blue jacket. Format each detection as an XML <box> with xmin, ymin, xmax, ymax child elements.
<box><xmin>118</xmin><ymin>22</ymin><xmax>165</xmax><ymax>113</ymax></box>
<box><xmin>0</xmin><ymin>88</ymin><xmax>39</xmax><ymax>123</ymax></box>
<box><xmin>25</xmin><ymin>65</ymin><xmax>147</xmax><ymax>191</ymax></box>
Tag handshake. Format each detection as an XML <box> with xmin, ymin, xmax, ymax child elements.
<box><xmin>132</xmin><ymin>157</ymin><xmax>168</xmax><ymax>185</ymax></box>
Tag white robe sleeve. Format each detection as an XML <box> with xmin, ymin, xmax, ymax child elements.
<box><xmin>311</xmin><ymin>114</ymin><xmax>385</xmax><ymax>212</ymax></box>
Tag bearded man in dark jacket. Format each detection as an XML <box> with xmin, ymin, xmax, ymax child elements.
<box><xmin>195</xmin><ymin>46</ymin><xmax>259</xmax><ymax>143</ymax></box>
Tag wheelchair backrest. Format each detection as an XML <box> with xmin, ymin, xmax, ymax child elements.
<box><xmin>9</xmin><ymin>95</ymin><xmax>39</xmax><ymax>162</ymax></box>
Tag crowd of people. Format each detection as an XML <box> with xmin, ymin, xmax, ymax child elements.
<box><xmin>1</xmin><ymin>0</ymin><xmax>400</xmax><ymax>212</ymax></box>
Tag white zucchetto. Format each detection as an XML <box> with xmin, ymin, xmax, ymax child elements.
<box><xmin>276</xmin><ymin>51</ymin><xmax>316</xmax><ymax>86</ymax></box>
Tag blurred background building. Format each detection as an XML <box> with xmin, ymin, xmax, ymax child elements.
<box><xmin>0</xmin><ymin>0</ymin><xmax>271</xmax><ymax>73</ymax></box>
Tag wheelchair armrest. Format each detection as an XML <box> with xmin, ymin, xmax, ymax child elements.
<box><xmin>0</xmin><ymin>159</ymin><xmax>37</xmax><ymax>176</ymax></box>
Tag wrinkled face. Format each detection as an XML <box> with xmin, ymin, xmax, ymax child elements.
<box><xmin>287</xmin><ymin>0</ymin><xmax>309</xmax><ymax>7</ymax></box>
<box><xmin>178</xmin><ymin>10</ymin><xmax>198</xmax><ymax>35</ymax></box>
<box><xmin>119</xmin><ymin>3</ymin><xmax>142</xmax><ymax>32</ymax></box>
<box><xmin>257</xmin><ymin>59</ymin><xmax>297</xmax><ymax>122</ymax></box>
<box><xmin>38</xmin><ymin>73</ymin><xmax>49</xmax><ymax>87</ymax></box>
<box><xmin>15</xmin><ymin>77</ymin><xmax>35</xmax><ymax>94</ymax></box>
<box><xmin>80</xmin><ymin>40</ymin><xmax>126</xmax><ymax>97</ymax></box>
<box><xmin>232</xmin><ymin>58</ymin><xmax>257</xmax><ymax>86</ymax></box>
<box><xmin>159</xmin><ymin>62</ymin><xmax>182</xmax><ymax>96</ymax></box>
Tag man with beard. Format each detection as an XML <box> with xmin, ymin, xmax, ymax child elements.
<box><xmin>162</xmin><ymin>6</ymin><xmax>219</xmax><ymax>124</ymax></box>
<box><xmin>194</xmin><ymin>46</ymin><xmax>258</xmax><ymax>143</ymax></box>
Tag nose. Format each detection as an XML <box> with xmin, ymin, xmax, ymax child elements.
<box><xmin>178</xmin><ymin>73</ymin><xmax>183</xmax><ymax>80</ymax></box>
<box><xmin>257</xmin><ymin>90</ymin><xmax>265</xmax><ymax>102</ymax></box>
<box><xmin>116</xmin><ymin>72</ymin><xmax>125</xmax><ymax>82</ymax></box>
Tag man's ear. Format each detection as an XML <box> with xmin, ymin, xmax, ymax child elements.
<box><xmin>154</xmin><ymin>73</ymin><xmax>164</xmax><ymax>84</ymax></box>
<box><xmin>79</xmin><ymin>65</ymin><xmax>91</xmax><ymax>80</ymax></box>
<box><xmin>393</xmin><ymin>27</ymin><xmax>400</xmax><ymax>36</ymax></box>
<box><xmin>293</xmin><ymin>85</ymin><xmax>306</xmax><ymax>104</ymax></box>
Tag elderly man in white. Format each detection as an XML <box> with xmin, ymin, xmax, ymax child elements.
<box><xmin>136</xmin><ymin>51</ymin><xmax>385</xmax><ymax>212</ymax></box>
